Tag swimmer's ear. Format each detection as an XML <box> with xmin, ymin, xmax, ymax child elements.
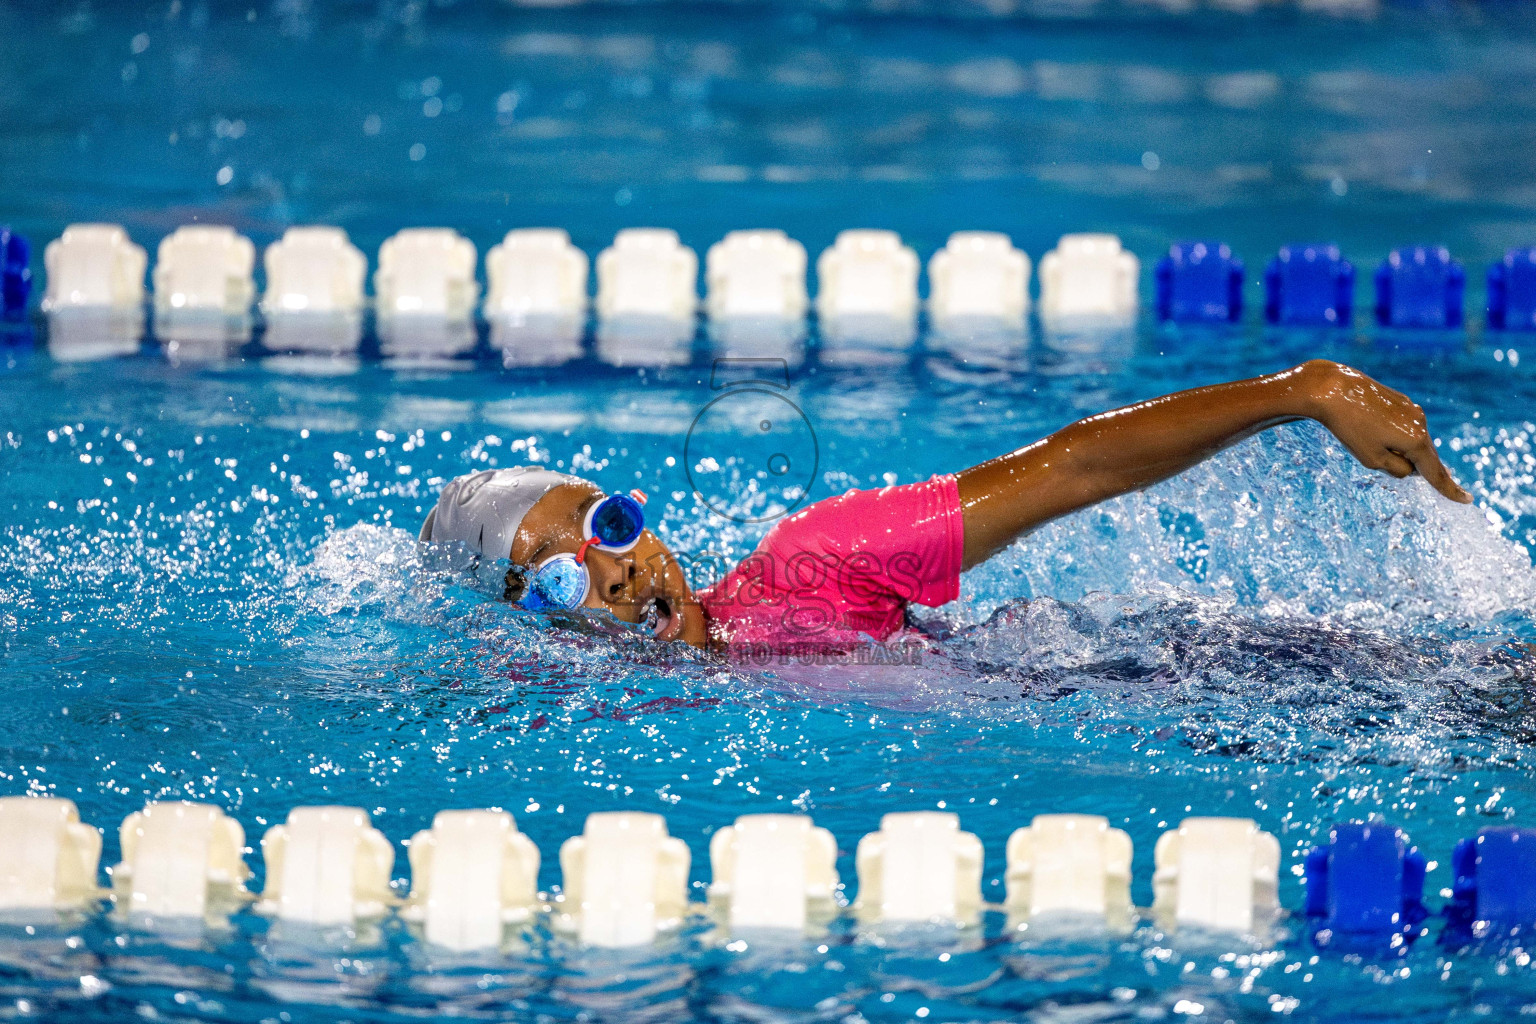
<box><xmin>503</xmin><ymin>565</ymin><xmax>528</xmax><ymax>603</ymax></box>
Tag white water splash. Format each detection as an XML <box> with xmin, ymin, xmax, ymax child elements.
<box><xmin>287</xmin><ymin>522</ymin><xmax>431</xmax><ymax>617</ymax></box>
<box><xmin>961</xmin><ymin>423</ymin><xmax>1536</xmax><ymax>631</ymax></box>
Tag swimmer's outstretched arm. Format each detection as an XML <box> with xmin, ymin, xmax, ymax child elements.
<box><xmin>955</xmin><ymin>359</ymin><xmax>1472</xmax><ymax>570</ymax></box>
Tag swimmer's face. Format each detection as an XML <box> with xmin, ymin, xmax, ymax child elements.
<box><xmin>508</xmin><ymin>482</ymin><xmax>708</xmax><ymax>648</ymax></box>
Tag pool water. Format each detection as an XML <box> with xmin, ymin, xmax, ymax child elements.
<box><xmin>4</xmin><ymin>1</ymin><xmax>1536</xmax><ymax>1021</ymax></box>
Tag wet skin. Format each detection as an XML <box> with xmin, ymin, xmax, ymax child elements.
<box><xmin>512</xmin><ymin>360</ymin><xmax>1471</xmax><ymax>650</ymax></box>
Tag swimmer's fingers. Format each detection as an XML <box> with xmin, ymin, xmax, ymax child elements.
<box><xmin>1400</xmin><ymin>439</ymin><xmax>1474</xmax><ymax>504</ymax></box>
<box><xmin>1394</xmin><ymin>400</ymin><xmax>1474</xmax><ymax>503</ymax></box>
<box><xmin>1375</xmin><ymin>450</ymin><xmax>1414</xmax><ymax>479</ymax></box>
<box><xmin>1366</xmin><ymin>444</ymin><xmax>1473</xmax><ymax>503</ymax></box>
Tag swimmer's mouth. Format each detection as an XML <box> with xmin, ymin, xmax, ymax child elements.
<box><xmin>642</xmin><ymin>595</ymin><xmax>683</xmax><ymax>642</ymax></box>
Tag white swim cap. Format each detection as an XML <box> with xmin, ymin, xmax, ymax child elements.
<box><xmin>419</xmin><ymin>466</ymin><xmax>585</xmax><ymax>560</ymax></box>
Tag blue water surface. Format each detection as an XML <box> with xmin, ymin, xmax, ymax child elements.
<box><xmin>4</xmin><ymin>1</ymin><xmax>1536</xmax><ymax>1021</ymax></box>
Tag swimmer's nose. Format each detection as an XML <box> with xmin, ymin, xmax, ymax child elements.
<box><xmin>605</xmin><ymin>565</ymin><xmax>633</xmax><ymax>601</ymax></box>
<box><xmin>588</xmin><ymin>552</ymin><xmax>637</xmax><ymax>605</ymax></box>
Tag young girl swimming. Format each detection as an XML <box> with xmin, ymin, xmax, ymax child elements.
<box><xmin>420</xmin><ymin>360</ymin><xmax>1471</xmax><ymax>652</ymax></box>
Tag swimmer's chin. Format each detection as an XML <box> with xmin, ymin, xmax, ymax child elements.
<box><xmin>671</xmin><ymin>596</ymin><xmax>710</xmax><ymax>648</ymax></box>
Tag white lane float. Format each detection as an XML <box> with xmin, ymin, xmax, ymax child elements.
<box><xmin>1153</xmin><ymin>816</ymin><xmax>1280</xmax><ymax>934</ymax></box>
<box><xmin>153</xmin><ymin>225</ymin><xmax>256</xmax><ymax>314</ymax></box>
<box><xmin>43</xmin><ymin>223</ymin><xmax>147</xmax><ymax>310</ymax></box>
<box><xmin>0</xmin><ymin>787</ymin><xmax>1301</xmax><ymax>951</ymax></box>
<box><xmin>1037</xmin><ymin>232</ymin><xmax>1139</xmax><ymax>322</ymax></box>
<box><xmin>557</xmin><ymin>811</ymin><xmax>691</xmax><ymax>947</ymax></box>
<box><xmin>705</xmin><ymin>229</ymin><xmax>809</xmax><ymax>320</ymax></box>
<box><xmin>485</xmin><ymin>228</ymin><xmax>589</xmax><ymax>320</ymax></box>
<box><xmin>596</xmin><ymin>228</ymin><xmax>698</xmax><ymax>320</ymax></box>
<box><xmin>927</xmin><ymin>230</ymin><xmax>1030</xmax><ymax>325</ymax></box>
<box><xmin>594</xmin><ymin>228</ymin><xmax>698</xmax><ymax>364</ymax></box>
<box><xmin>257</xmin><ymin>806</ymin><xmax>395</xmax><ymax>925</ymax></box>
<box><xmin>1004</xmin><ymin>813</ymin><xmax>1133</xmax><ymax>930</ymax></box>
<box><xmin>374</xmin><ymin>228</ymin><xmax>479</xmax><ymax>320</ymax></box>
<box><xmin>0</xmin><ymin>796</ymin><xmax>102</xmax><ymax>912</ymax></box>
<box><xmin>113</xmin><ymin>801</ymin><xmax>250</xmax><ymax>919</ymax></box>
<box><xmin>854</xmin><ymin>811</ymin><xmax>983</xmax><ymax>925</ymax></box>
<box><xmin>485</xmin><ymin>228</ymin><xmax>589</xmax><ymax>365</ymax></box>
<box><xmin>261</xmin><ymin>226</ymin><xmax>367</xmax><ymax>315</ymax></box>
<box><xmin>708</xmin><ymin>813</ymin><xmax>838</xmax><ymax>931</ymax></box>
<box><xmin>815</xmin><ymin>229</ymin><xmax>920</xmax><ymax>320</ymax></box>
<box><xmin>815</xmin><ymin>229</ymin><xmax>920</xmax><ymax>361</ymax></box>
<box><xmin>403</xmin><ymin>809</ymin><xmax>541</xmax><ymax>951</ymax></box>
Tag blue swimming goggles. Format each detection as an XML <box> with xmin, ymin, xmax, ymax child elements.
<box><xmin>520</xmin><ymin>490</ymin><xmax>647</xmax><ymax>611</ymax></box>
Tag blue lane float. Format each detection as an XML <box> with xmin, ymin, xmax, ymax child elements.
<box><xmin>1304</xmin><ymin>822</ymin><xmax>1427</xmax><ymax>949</ymax></box>
<box><xmin>1264</xmin><ymin>243</ymin><xmax>1354</xmax><ymax>326</ymax></box>
<box><xmin>0</xmin><ymin>227</ymin><xmax>31</xmax><ymax>320</ymax></box>
<box><xmin>1374</xmin><ymin>245</ymin><xmax>1464</xmax><ymax>329</ymax></box>
<box><xmin>1486</xmin><ymin>248</ymin><xmax>1536</xmax><ymax>332</ymax></box>
<box><xmin>1446</xmin><ymin>827</ymin><xmax>1536</xmax><ymax>942</ymax></box>
<box><xmin>1155</xmin><ymin>240</ymin><xmax>1244</xmax><ymax>324</ymax></box>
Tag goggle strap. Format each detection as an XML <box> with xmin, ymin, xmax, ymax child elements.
<box><xmin>575</xmin><ymin>537</ymin><xmax>599</xmax><ymax>565</ymax></box>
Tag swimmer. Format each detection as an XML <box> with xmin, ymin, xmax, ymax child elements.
<box><xmin>420</xmin><ymin>360</ymin><xmax>1471</xmax><ymax>651</ymax></box>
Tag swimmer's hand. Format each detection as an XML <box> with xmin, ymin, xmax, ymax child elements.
<box><xmin>1302</xmin><ymin>360</ymin><xmax>1473</xmax><ymax>504</ymax></box>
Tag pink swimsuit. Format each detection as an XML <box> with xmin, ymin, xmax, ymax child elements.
<box><xmin>697</xmin><ymin>475</ymin><xmax>966</xmax><ymax>651</ymax></box>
